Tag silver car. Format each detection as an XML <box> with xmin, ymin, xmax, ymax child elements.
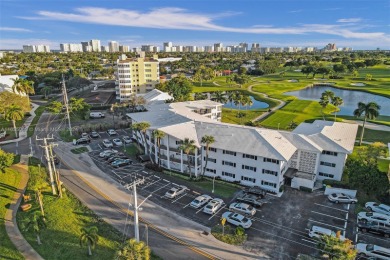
<box><xmin>327</xmin><ymin>193</ymin><xmax>357</xmax><ymax>204</ymax></box>
<box><xmin>229</xmin><ymin>202</ymin><xmax>256</xmax><ymax>216</ymax></box>
<box><xmin>365</xmin><ymin>202</ymin><xmax>390</xmax><ymax>216</ymax></box>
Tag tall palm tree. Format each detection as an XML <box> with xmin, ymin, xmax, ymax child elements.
<box><xmin>201</xmin><ymin>135</ymin><xmax>215</xmax><ymax>177</ymax></box>
<box><xmin>22</xmin><ymin>211</ymin><xmax>46</xmax><ymax>245</ymax></box>
<box><xmin>116</xmin><ymin>238</ymin><xmax>151</xmax><ymax>260</ymax></box>
<box><xmin>132</xmin><ymin>122</ymin><xmax>151</xmax><ymax>157</ymax></box>
<box><xmin>40</xmin><ymin>85</ymin><xmax>52</xmax><ymax>99</ymax></box>
<box><xmin>80</xmin><ymin>226</ymin><xmax>99</xmax><ymax>256</ymax></box>
<box><xmin>179</xmin><ymin>138</ymin><xmax>197</xmax><ymax>178</ymax></box>
<box><xmin>212</xmin><ymin>91</ymin><xmax>227</xmax><ymax>104</ymax></box>
<box><xmin>318</xmin><ymin>94</ymin><xmax>330</xmax><ymax>121</ymax></box>
<box><xmin>226</xmin><ymin>91</ymin><xmax>235</xmax><ymax>107</ymax></box>
<box><xmin>12</xmin><ymin>78</ymin><xmax>35</xmax><ymax>106</ymax></box>
<box><xmin>5</xmin><ymin>105</ymin><xmax>24</xmax><ymax>138</ymax></box>
<box><xmin>152</xmin><ymin>129</ymin><xmax>165</xmax><ymax>166</ymax></box>
<box><xmin>353</xmin><ymin>102</ymin><xmax>381</xmax><ymax>146</ymax></box>
<box><xmin>331</xmin><ymin>96</ymin><xmax>344</xmax><ymax>121</ymax></box>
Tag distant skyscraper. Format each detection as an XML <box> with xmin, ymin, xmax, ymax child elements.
<box><xmin>90</xmin><ymin>39</ymin><xmax>101</xmax><ymax>52</ymax></box>
<box><xmin>324</xmin><ymin>43</ymin><xmax>337</xmax><ymax>52</ymax></box>
<box><xmin>60</xmin><ymin>43</ymin><xmax>82</xmax><ymax>52</ymax></box>
<box><xmin>109</xmin><ymin>41</ymin><xmax>120</xmax><ymax>52</ymax></box>
<box><xmin>23</xmin><ymin>45</ymin><xmax>36</xmax><ymax>53</ymax></box>
<box><xmin>204</xmin><ymin>45</ymin><xmax>214</xmax><ymax>52</ymax></box>
<box><xmin>214</xmin><ymin>43</ymin><xmax>223</xmax><ymax>52</ymax></box>
<box><xmin>163</xmin><ymin>42</ymin><xmax>173</xmax><ymax>52</ymax></box>
<box><xmin>23</xmin><ymin>45</ymin><xmax>50</xmax><ymax>53</ymax></box>
<box><xmin>119</xmin><ymin>45</ymin><xmax>130</xmax><ymax>52</ymax></box>
<box><xmin>251</xmin><ymin>43</ymin><xmax>261</xmax><ymax>53</ymax></box>
<box><xmin>81</xmin><ymin>42</ymin><xmax>91</xmax><ymax>52</ymax></box>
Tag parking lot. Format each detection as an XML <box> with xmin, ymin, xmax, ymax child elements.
<box><xmin>73</xmin><ymin>129</ymin><xmax>389</xmax><ymax>259</ymax></box>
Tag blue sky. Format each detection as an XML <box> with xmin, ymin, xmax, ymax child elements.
<box><xmin>1</xmin><ymin>0</ymin><xmax>389</xmax><ymax>50</ymax></box>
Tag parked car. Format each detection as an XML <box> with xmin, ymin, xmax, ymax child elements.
<box><xmin>356</xmin><ymin>243</ymin><xmax>390</xmax><ymax>260</ymax></box>
<box><xmin>308</xmin><ymin>226</ymin><xmax>345</xmax><ymax>240</ymax></box>
<box><xmin>81</xmin><ymin>133</ymin><xmax>90</xmax><ymax>139</ymax></box>
<box><xmin>90</xmin><ymin>112</ymin><xmax>105</xmax><ymax>118</ymax></box>
<box><xmin>229</xmin><ymin>202</ymin><xmax>256</xmax><ymax>216</ymax></box>
<box><xmin>74</xmin><ymin>137</ymin><xmax>91</xmax><ymax>145</ymax></box>
<box><xmin>358</xmin><ymin>221</ymin><xmax>390</xmax><ymax>238</ymax></box>
<box><xmin>236</xmin><ymin>193</ymin><xmax>265</xmax><ymax>208</ymax></box>
<box><xmin>222</xmin><ymin>211</ymin><xmax>252</xmax><ymax>229</ymax></box>
<box><xmin>365</xmin><ymin>202</ymin><xmax>390</xmax><ymax>216</ymax></box>
<box><xmin>190</xmin><ymin>195</ymin><xmax>212</xmax><ymax>209</ymax></box>
<box><xmin>99</xmin><ymin>149</ymin><xmax>118</xmax><ymax>158</ymax></box>
<box><xmin>106</xmin><ymin>155</ymin><xmax>127</xmax><ymax>163</ymax></box>
<box><xmin>111</xmin><ymin>159</ymin><xmax>132</xmax><ymax>168</ymax></box>
<box><xmin>103</xmin><ymin>139</ymin><xmax>113</xmax><ymax>148</ymax></box>
<box><xmin>164</xmin><ymin>185</ymin><xmax>188</xmax><ymax>199</ymax></box>
<box><xmin>107</xmin><ymin>129</ymin><xmax>117</xmax><ymax>136</ymax></box>
<box><xmin>203</xmin><ymin>198</ymin><xmax>224</xmax><ymax>215</ymax></box>
<box><xmin>90</xmin><ymin>131</ymin><xmax>100</xmax><ymax>138</ymax></box>
<box><xmin>327</xmin><ymin>193</ymin><xmax>357</xmax><ymax>204</ymax></box>
<box><xmin>357</xmin><ymin>212</ymin><xmax>390</xmax><ymax>225</ymax></box>
<box><xmin>123</xmin><ymin>136</ymin><xmax>132</xmax><ymax>144</ymax></box>
<box><xmin>112</xmin><ymin>138</ymin><xmax>123</xmax><ymax>146</ymax></box>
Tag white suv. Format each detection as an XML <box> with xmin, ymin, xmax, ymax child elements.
<box><xmin>356</xmin><ymin>243</ymin><xmax>390</xmax><ymax>259</ymax></box>
<box><xmin>203</xmin><ymin>198</ymin><xmax>224</xmax><ymax>214</ymax></box>
<box><xmin>222</xmin><ymin>211</ymin><xmax>252</xmax><ymax>229</ymax></box>
<box><xmin>357</xmin><ymin>212</ymin><xmax>390</xmax><ymax>225</ymax></box>
<box><xmin>308</xmin><ymin>226</ymin><xmax>345</xmax><ymax>240</ymax></box>
<box><xmin>365</xmin><ymin>202</ymin><xmax>390</xmax><ymax>216</ymax></box>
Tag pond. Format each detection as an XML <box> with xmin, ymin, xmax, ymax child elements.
<box><xmin>223</xmin><ymin>95</ymin><xmax>269</xmax><ymax>110</ymax></box>
<box><xmin>284</xmin><ymin>86</ymin><xmax>390</xmax><ymax>116</ymax></box>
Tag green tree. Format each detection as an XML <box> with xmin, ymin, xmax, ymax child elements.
<box><xmin>316</xmin><ymin>67</ymin><xmax>331</xmax><ymax>79</ymax></box>
<box><xmin>225</xmin><ymin>75</ymin><xmax>234</xmax><ymax>87</ymax></box>
<box><xmin>0</xmin><ymin>149</ymin><xmax>14</xmax><ymax>173</ymax></box>
<box><xmin>132</xmin><ymin>122</ymin><xmax>151</xmax><ymax>158</ymax></box>
<box><xmin>40</xmin><ymin>85</ymin><xmax>52</xmax><ymax>99</ymax></box>
<box><xmin>5</xmin><ymin>105</ymin><xmax>24</xmax><ymax>138</ymax></box>
<box><xmin>352</xmin><ymin>70</ymin><xmax>359</xmax><ymax>78</ymax></box>
<box><xmin>317</xmin><ymin>235</ymin><xmax>357</xmax><ymax>260</ymax></box>
<box><xmin>12</xmin><ymin>78</ymin><xmax>35</xmax><ymax>106</ymax></box>
<box><xmin>47</xmin><ymin>101</ymin><xmax>63</xmax><ymax>114</ymax></box>
<box><xmin>333</xmin><ymin>64</ymin><xmax>347</xmax><ymax>76</ymax></box>
<box><xmin>212</xmin><ymin>91</ymin><xmax>227</xmax><ymax>104</ymax></box>
<box><xmin>319</xmin><ymin>95</ymin><xmax>330</xmax><ymax>121</ymax></box>
<box><xmin>0</xmin><ymin>91</ymin><xmax>30</xmax><ymax>115</ymax></box>
<box><xmin>116</xmin><ymin>238</ymin><xmax>151</xmax><ymax>260</ymax></box>
<box><xmin>221</xmin><ymin>217</ymin><xmax>227</xmax><ymax>236</ymax></box>
<box><xmin>287</xmin><ymin>121</ymin><xmax>298</xmax><ymax>130</ymax></box>
<box><xmin>79</xmin><ymin>226</ymin><xmax>99</xmax><ymax>256</ymax></box>
<box><xmin>152</xmin><ymin>129</ymin><xmax>165</xmax><ymax>166</ymax></box>
<box><xmin>165</xmin><ymin>74</ymin><xmax>193</xmax><ymax>102</ymax></box>
<box><xmin>69</xmin><ymin>97</ymin><xmax>91</xmax><ymax>120</ymax></box>
<box><xmin>233</xmin><ymin>74</ymin><xmax>250</xmax><ymax>88</ymax></box>
<box><xmin>331</xmin><ymin>96</ymin><xmax>344</xmax><ymax>121</ymax></box>
<box><xmin>301</xmin><ymin>66</ymin><xmax>314</xmax><ymax>78</ymax></box>
<box><xmin>194</xmin><ymin>92</ymin><xmax>207</xmax><ymax>100</ymax></box>
<box><xmin>353</xmin><ymin>102</ymin><xmax>381</xmax><ymax>146</ymax></box>
<box><xmin>226</xmin><ymin>91</ymin><xmax>235</xmax><ymax>107</ymax></box>
<box><xmin>22</xmin><ymin>211</ymin><xmax>47</xmax><ymax>245</ymax></box>
<box><xmin>238</xmin><ymin>66</ymin><xmax>247</xmax><ymax>75</ymax></box>
<box><xmin>179</xmin><ymin>138</ymin><xmax>197</xmax><ymax>178</ymax></box>
<box><xmin>365</xmin><ymin>73</ymin><xmax>372</xmax><ymax>81</ymax></box>
<box><xmin>193</xmin><ymin>65</ymin><xmax>215</xmax><ymax>86</ymax></box>
<box><xmin>201</xmin><ymin>135</ymin><xmax>215</xmax><ymax>177</ymax></box>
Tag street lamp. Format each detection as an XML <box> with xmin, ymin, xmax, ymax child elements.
<box><xmin>212</xmin><ymin>176</ymin><xmax>216</xmax><ymax>193</ymax></box>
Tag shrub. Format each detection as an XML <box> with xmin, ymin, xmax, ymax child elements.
<box><xmin>211</xmin><ymin>225</ymin><xmax>247</xmax><ymax>245</ymax></box>
<box><xmin>144</xmin><ymin>163</ymin><xmax>163</xmax><ymax>172</ymax></box>
<box><xmin>299</xmin><ymin>186</ymin><xmax>312</xmax><ymax>193</ymax></box>
<box><xmin>322</xmin><ymin>179</ymin><xmax>351</xmax><ymax>189</ymax></box>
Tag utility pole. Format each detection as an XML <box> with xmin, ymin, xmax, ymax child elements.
<box><xmin>48</xmin><ymin>143</ymin><xmax>62</xmax><ymax>198</ymax></box>
<box><xmin>37</xmin><ymin>136</ymin><xmax>57</xmax><ymax>195</ymax></box>
<box><xmin>62</xmin><ymin>74</ymin><xmax>72</xmax><ymax>136</ymax></box>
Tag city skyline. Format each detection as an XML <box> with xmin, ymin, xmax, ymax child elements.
<box><xmin>1</xmin><ymin>0</ymin><xmax>390</xmax><ymax>50</ymax></box>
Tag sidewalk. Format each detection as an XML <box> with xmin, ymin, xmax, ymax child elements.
<box><xmin>55</xmin><ymin>142</ymin><xmax>265</xmax><ymax>259</ymax></box>
<box><xmin>0</xmin><ymin>103</ymin><xmax>39</xmax><ymax>145</ymax></box>
<box><xmin>5</xmin><ymin>155</ymin><xmax>44</xmax><ymax>260</ymax></box>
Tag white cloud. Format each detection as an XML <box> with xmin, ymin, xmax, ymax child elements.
<box><xmin>288</xmin><ymin>10</ymin><xmax>303</xmax><ymax>13</ymax></box>
<box><xmin>337</xmin><ymin>18</ymin><xmax>362</xmax><ymax>23</ymax></box>
<box><xmin>18</xmin><ymin>7</ymin><xmax>390</xmax><ymax>43</ymax></box>
<box><xmin>0</xmin><ymin>27</ymin><xmax>32</xmax><ymax>32</ymax></box>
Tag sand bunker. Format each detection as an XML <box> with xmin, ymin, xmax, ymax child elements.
<box><xmin>350</xmin><ymin>83</ymin><xmax>366</xmax><ymax>87</ymax></box>
<box><xmin>288</xmin><ymin>79</ymin><xmax>298</xmax><ymax>82</ymax></box>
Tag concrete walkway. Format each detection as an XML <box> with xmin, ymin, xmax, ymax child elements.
<box><xmin>5</xmin><ymin>155</ymin><xmax>44</xmax><ymax>260</ymax></box>
<box><xmin>343</xmin><ymin>120</ymin><xmax>390</xmax><ymax>132</ymax></box>
<box><xmin>0</xmin><ymin>103</ymin><xmax>39</xmax><ymax>145</ymax></box>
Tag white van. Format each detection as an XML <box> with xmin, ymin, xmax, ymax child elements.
<box><xmin>356</xmin><ymin>243</ymin><xmax>390</xmax><ymax>259</ymax></box>
<box><xmin>308</xmin><ymin>226</ymin><xmax>345</xmax><ymax>240</ymax></box>
<box><xmin>90</xmin><ymin>112</ymin><xmax>105</xmax><ymax>118</ymax></box>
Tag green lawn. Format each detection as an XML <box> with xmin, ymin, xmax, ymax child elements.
<box><xmin>59</xmin><ymin>129</ymin><xmax>78</xmax><ymax>142</ymax></box>
<box><xmin>124</xmin><ymin>144</ymin><xmax>140</xmax><ymax>156</ymax></box>
<box><xmin>0</xmin><ymin>168</ymin><xmax>24</xmax><ymax>260</ymax></box>
<box><xmin>189</xmin><ymin>179</ymin><xmax>239</xmax><ymax>198</ymax></box>
<box><xmin>16</xmin><ymin>161</ymin><xmax>123</xmax><ymax>260</ymax></box>
<box><xmin>378</xmin><ymin>158</ymin><xmax>390</xmax><ymax>173</ymax></box>
<box><xmin>338</xmin><ymin>115</ymin><xmax>390</xmax><ymax>127</ymax></box>
<box><xmin>221</xmin><ymin>108</ymin><xmax>263</xmax><ymax>125</ymax></box>
<box><xmin>0</xmin><ymin>115</ymin><xmax>28</xmax><ymax>140</ymax></box>
<box><xmin>358</xmin><ymin>126</ymin><xmax>390</xmax><ymax>144</ymax></box>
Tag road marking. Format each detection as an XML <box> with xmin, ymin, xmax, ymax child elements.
<box><xmin>308</xmin><ymin>219</ymin><xmax>345</xmax><ymax>231</ymax></box>
<box><xmin>355</xmin><ymin>233</ymin><xmax>358</xmax><ymax>243</ymax></box>
<box><xmin>152</xmin><ymin>182</ymin><xmax>171</xmax><ymax>194</ymax></box>
<box><xmin>141</xmin><ymin>177</ymin><xmax>162</xmax><ymax>190</ymax></box>
<box><xmin>208</xmin><ymin>204</ymin><xmax>226</xmax><ymax>220</ymax></box>
<box><xmin>301</xmin><ymin>239</ymin><xmax>317</xmax><ymax>244</ymax></box>
<box><xmin>196</xmin><ymin>205</ymin><xmax>208</xmax><ymax>214</ymax></box>
<box><xmin>97</xmin><ymin>144</ymin><xmax>102</xmax><ymax>149</ymax></box>
<box><xmin>347</xmin><ymin>204</ymin><xmax>350</xmax><ymax>211</ymax></box>
<box><xmin>346</xmin><ymin>212</ymin><xmax>349</xmax><ymax>220</ymax></box>
<box><xmin>142</xmin><ymin>171</ymin><xmax>148</xmax><ymax>174</ymax></box>
<box><xmin>311</xmin><ymin>211</ymin><xmax>346</xmax><ymax>221</ymax></box>
<box><xmin>172</xmin><ymin>193</ymin><xmax>188</xmax><ymax>203</ymax></box>
<box><xmin>162</xmin><ymin>179</ymin><xmax>169</xmax><ymax>182</ymax></box>
<box><xmin>314</xmin><ymin>203</ymin><xmax>348</xmax><ymax>213</ymax></box>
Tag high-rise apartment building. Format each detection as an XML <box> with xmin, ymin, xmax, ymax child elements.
<box><xmin>90</xmin><ymin>39</ymin><xmax>101</xmax><ymax>52</ymax></box>
<box><xmin>60</xmin><ymin>43</ymin><xmax>82</xmax><ymax>52</ymax></box>
<box><xmin>108</xmin><ymin>41</ymin><xmax>120</xmax><ymax>52</ymax></box>
<box><xmin>81</xmin><ymin>42</ymin><xmax>91</xmax><ymax>52</ymax></box>
<box><xmin>116</xmin><ymin>54</ymin><xmax>160</xmax><ymax>102</ymax></box>
<box><xmin>214</xmin><ymin>43</ymin><xmax>223</xmax><ymax>52</ymax></box>
<box><xmin>251</xmin><ymin>43</ymin><xmax>261</xmax><ymax>53</ymax></box>
<box><xmin>119</xmin><ymin>45</ymin><xmax>130</xmax><ymax>52</ymax></box>
<box><xmin>23</xmin><ymin>45</ymin><xmax>50</xmax><ymax>53</ymax></box>
<box><xmin>163</xmin><ymin>42</ymin><xmax>173</xmax><ymax>52</ymax></box>
<box><xmin>204</xmin><ymin>46</ymin><xmax>214</xmax><ymax>52</ymax></box>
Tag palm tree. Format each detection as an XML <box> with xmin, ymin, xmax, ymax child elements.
<box><xmin>5</xmin><ymin>105</ymin><xmax>24</xmax><ymax>138</ymax></box>
<box><xmin>40</xmin><ymin>85</ymin><xmax>52</xmax><ymax>99</ymax></box>
<box><xmin>116</xmin><ymin>239</ymin><xmax>151</xmax><ymax>260</ymax></box>
<box><xmin>79</xmin><ymin>226</ymin><xmax>99</xmax><ymax>256</ymax></box>
<box><xmin>179</xmin><ymin>138</ymin><xmax>197</xmax><ymax>178</ymax></box>
<box><xmin>212</xmin><ymin>91</ymin><xmax>227</xmax><ymax>104</ymax></box>
<box><xmin>201</xmin><ymin>135</ymin><xmax>215</xmax><ymax>177</ymax></box>
<box><xmin>12</xmin><ymin>78</ymin><xmax>35</xmax><ymax>106</ymax></box>
<box><xmin>132</xmin><ymin>122</ymin><xmax>151</xmax><ymax>157</ymax></box>
<box><xmin>331</xmin><ymin>96</ymin><xmax>344</xmax><ymax>121</ymax></box>
<box><xmin>287</xmin><ymin>120</ymin><xmax>298</xmax><ymax>130</ymax></box>
<box><xmin>152</xmin><ymin>129</ymin><xmax>165</xmax><ymax>166</ymax></box>
<box><xmin>226</xmin><ymin>91</ymin><xmax>235</xmax><ymax>107</ymax></box>
<box><xmin>22</xmin><ymin>211</ymin><xmax>46</xmax><ymax>245</ymax></box>
<box><xmin>318</xmin><ymin>95</ymin><xmax>329</xmax><ymax>121</ymax></box>
<box><xmin>353</xmin><ymin>102</ymin><xmax>381</xmax><ymax>146</ymax></box>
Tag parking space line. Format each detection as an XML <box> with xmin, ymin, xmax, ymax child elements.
<box><xmin>141</xmin><ymin>177</ymin><xmax>162</xmax><ymax>190</ymax></box>
<box><xmin>301</xmin><ymin>239</ymin><xmax>317</xmax><ymax>244</ymax></box>
<box><xmin>314</xmin><ymin>203</ymin><xmax>349</xmax><ymax>213</ymax></box>
<box><xmin>308</xmin><ymin>219</ymin><xmax>345</xmax><ymax>231</ymax></box>
<box><xmin>196</xmin><ymin>205</ymin><xmax>208</xmax><ymax>214</ymax></box>
<box><xmin>183</xmin><ymin>202</ymin><xmax>192</xmax><ymax>209</ymax></box>
<box><xmin>311</xmin><ymin>211</ymin><xmax>346</xmax><ymax>221</ymax></box>
<box><xmin>152</xmin><ymin>182</ymin><xmax>171</xmax><ymax>194</ymax></box>
<box><xmin>208</xmin><ymin>205</ymin><xmax>226</xmax><ymax>220</ymax></box>
<box><xmin>172</xmin><ymin>193</ymin><xmax>188</xmax><ymax>203</ymax></box>
<box><xmin>142</xmin><ymin>171</ymin><xmax>149</xmax><ymax>174</ymax></box>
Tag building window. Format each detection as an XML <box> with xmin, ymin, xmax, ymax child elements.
<box><xmin>145</xmin><ymin>69</ymin><xmax>151</xmax><ymax>72</ymax></box>
<box><xmin>261</xmin><ymin>180</ymin><xmax>277</xmax><ymax>188</ymax></box>
<box><xmin>243</xmin><ymin>154</ymin><xmax>257</xmax><ymax>160</ymax></box>
<box><xmin>222</xmin><ymin>171</ymin><xmax>235</xmax><ymax>178</ymax></box>
<box><xmin>242</xmin><ymin>165</ymin><xmax>257</xmax><ymax>172</ymax></box>
<box><xmin>204</xmin><ymin>157</ymin><xmax>216</xmax><ymax>163</ymax></box>
<box><xmin>320</xmin><ymin>161</ymin><xmax>336</xmax><ymax>167</ymax></box>
<box><xmin>322</xmin><ymin>151</ymin><xmax>338</xmax><ymax>156</ymax></box>
<box><xmin>206</xmin><ymin>168</ymin><xmax>216</xmax><ymax>174</ymax></box>
<box><xmin>222</xmin><ymin>161</ymin><xmax>236</xmax><ymax>167</ymax></box>
<box><xmin>145</xmin><ymin>74</ymin><xmax>152</xmax><ymax>77</ymax></box>
<box><xmin>262</xmin><ymin>169</ymin><xmax>278</xmax><ymax>176</ymax></box>
<box><xmin>319</xmin><ymin>172</ymin><xmax>334</xmax><ymax>178</ymax></box>
<box><xmin>145</xmin><ymin>64</ymin><xmax>151</xmax><ymax>67</ymax></box>
<box><xmin>175</xmin><ymin>141</ymin><xmax>182</xmax><ymax>145</ymax></box>
<box><xmin>263</xmin><ymin>158</ymin><xmax>280</xmax><ymax>164</ymax></box>
<box><xmin>241</xmin><ymin>176</ymin><xmax>256</xmax><ymax>183</ymax></box>
<box><xmin>223</xmin><ymin>150</ymin><xmax>236</xmax><ymax>156</ymax></box>
<box><xmin>204</xmin><ymin>147</ymin><xmax>217</xmax><ymax>152</ymax></box>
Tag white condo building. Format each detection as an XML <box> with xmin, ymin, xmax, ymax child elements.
<box><xmin>127</xmin><ymin>95</ymin><xmax>358</xmax><ymax>196</ymax></box>
<box><xmin>109</xmin><ymin>41</ymin><xmax>119</xmax><ymax>52</ymax></box>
